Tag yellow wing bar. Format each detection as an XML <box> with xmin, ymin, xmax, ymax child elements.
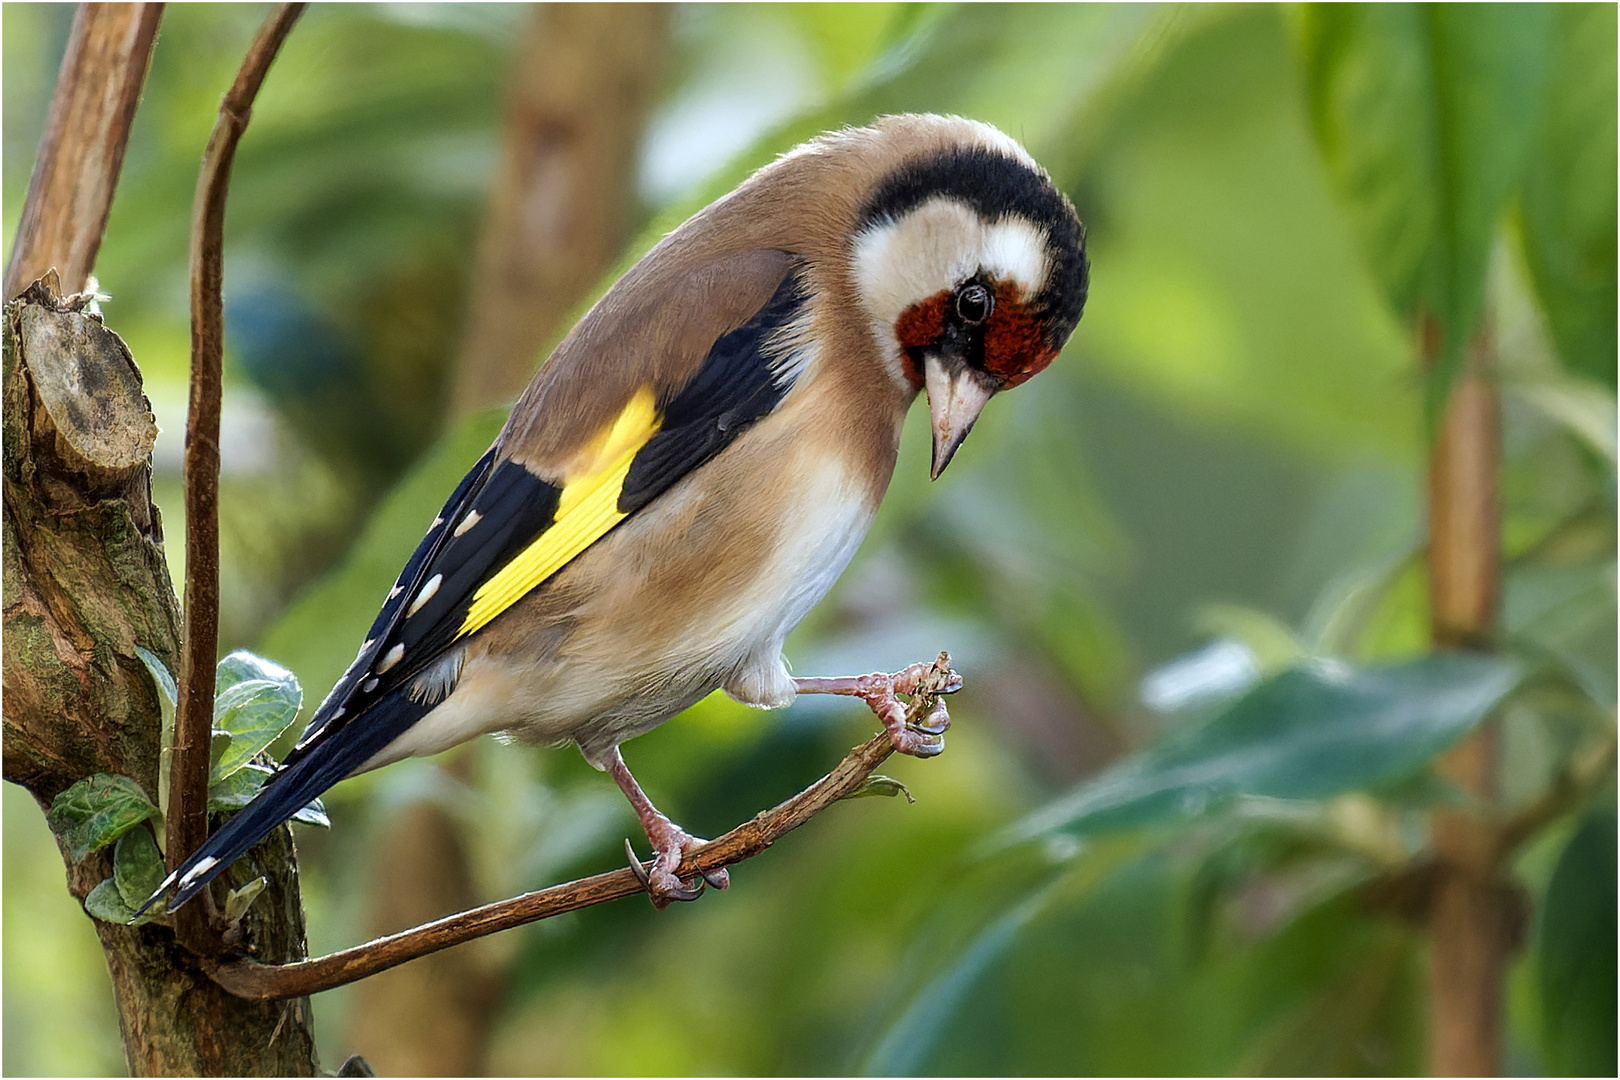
<box><xmin>458</xmin><ymin>387</ymin><xmax>661</xmax><ymax>638</ymax></box>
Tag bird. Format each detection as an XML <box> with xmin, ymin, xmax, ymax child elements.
<box><xmin>144</xmin><ymin>113</ymin><xmax>1089</xmax><ymax>914</ymax></box>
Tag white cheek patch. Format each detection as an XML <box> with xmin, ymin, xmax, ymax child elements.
<box><xmin>852</xmin><ymin>196</ymin><xmax>1051</xmax><ymax>335</ymax></box>
<box><xmin>981</xmin><ymin>218</ymin><xmax>1050</xmax><ymax>298</ymax></box>
<box><xmin>852</xmin><ymin>198</ymin><xmax>983</xmax><ymax>330</ymax></box>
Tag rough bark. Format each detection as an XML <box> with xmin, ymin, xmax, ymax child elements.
<box><xmin>2</xmin><ymin>280</ymin><xmax>319</xmax><ymax>1075</ymax></box>
<box><xmin>1425</xmin><ymin>329</ymin><xmax>1509</xmax><ymax>1077</ymax></box>
<box><xmin>448</xmin><ymin>2</ymin><xmax>669</xmax><ymax>416</ymax></box>
<box><xmin>3</xmin><ymin>3</ymin><xmax>163</xmax><ymax>301</ymax></box>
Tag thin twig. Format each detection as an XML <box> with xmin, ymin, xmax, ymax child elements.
<box><xmin>4</xmin><ymin>3</ymin><xmax>164</xmax><ymax>301</ymax></box>
<box><xmin>171</xmin><ymin>3</ymin><xmax>305</xmax><ymax>941</ymax></box>
<box><xmin>1495</xmin><ymin>725</ymin><xmax>1617</xmax><ymax>859</ymax></box>
<box><xmin>209</xmin><ymin>656</ymin><xmax>959</xmax><ymax>1001</ymax></box>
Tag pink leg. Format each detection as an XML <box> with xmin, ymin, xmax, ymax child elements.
<box><xmin>607</xmin><ymin>747</ymin><xmax>729</xmax><ymax>909</ymax></box>
<box><xmin>794</xmin><ymin>656</ymin><xmax>961</xmax><ymax>758</ymax></box>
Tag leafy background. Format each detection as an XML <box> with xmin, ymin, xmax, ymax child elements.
<box><xmin>3</xmin><ymin>3</ymin><xmax>1613</xmax><ymax>1075</ymax></box>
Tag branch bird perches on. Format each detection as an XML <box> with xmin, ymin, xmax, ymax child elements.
<box><xmin>208</xmin><ymin>654</ymin><xmax>959</xmax><ymax>1001</ymax></box>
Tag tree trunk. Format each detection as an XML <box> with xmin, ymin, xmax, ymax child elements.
<box><xmin>1425</xmin><ymin>328</ymin><xmax>1509</xmax><ymax>1077</ymax></box>
<box><xmin>2</xmin><ymin>279</ymin><xmax>320</xmax><ymax>1076</ymax></box>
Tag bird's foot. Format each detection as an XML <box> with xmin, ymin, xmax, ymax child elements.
<box><xmin>624</xmin><ymin>816</ymin><xmax>728</xmax><ymax>910</ymax></box>
<box><xmin>795</xmin><ymin>651</ymin><xmax>961</xmax><ymax>758</ymax></box>
<box><xmin>607</xmin><ymin>747</ymin><xmax>727</xmax><ymax>909</ymax></box>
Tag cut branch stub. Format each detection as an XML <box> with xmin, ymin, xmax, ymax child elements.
<box><xmin>3</xmin><ymin>278</ymin><xmax>174</xmax><ymax>799</ymax></box>
<box><xmin>17</xmin><ymin>278</ymin><xmax>156</xmax><ymax>491</ymax></box>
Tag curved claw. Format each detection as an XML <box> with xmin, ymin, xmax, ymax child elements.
<box><xmin>624</xmin><ymin>839</ymin><xmax>651</xmax><ymax>888</ymax></box>
<box><xmin>888</xmin><ymin>725</ymin><xmax>946</xmax><ymax>758</ymax></box>
<box><xmin>913</xmin><ymin>697</ymin><xmax>952</xmax><ymax>735</ymax></box>
<box><xmin>631</xmin><ymin>834</ymin><xmax>720</xmax><ymax>907</ymax></box>
<box><xmin>658</xmin><ymin>876</ymin><xmax>705</xmax><ymax>904</ymax></box>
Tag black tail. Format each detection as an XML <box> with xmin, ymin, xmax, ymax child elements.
<box><xmin>139</xmin><ymin>690</ymin><xmax>431</xmax><ymax>917</ymax></box>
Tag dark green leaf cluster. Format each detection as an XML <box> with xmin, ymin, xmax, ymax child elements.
<box><xmin>45</xmin><ymin>649</ymin><xmax>322</xmax><ymax>926</ymax></box>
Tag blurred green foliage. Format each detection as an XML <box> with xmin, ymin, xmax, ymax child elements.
<box><xmin>4</xmin><ymin>3</ymin><xmax>1613</xmax><ymax>1076</ymax></box>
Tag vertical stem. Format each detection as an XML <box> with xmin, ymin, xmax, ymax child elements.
<box><xmin>1425</xmin><ymin>322</ymin><xmax>1507</xmax><ymax>1077</ymax></box>
<box><xmin>170</xmin><ymin>2</ymin><xmax>304</xmax><ymax>935</ymax></box>
<box><xmin>4</xmin><ymin>3</ymin><xmax>164</xmax><ymax>300</ymax></box>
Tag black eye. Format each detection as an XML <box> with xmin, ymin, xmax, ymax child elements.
<box><xmin>955</xmin><ymin>283</ymin><xmax>993</xmax><ymax>325</ymax></box>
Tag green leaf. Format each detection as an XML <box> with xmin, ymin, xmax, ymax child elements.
<box><xmin>999</xmin><ymin>653</ymin><xmax>1520</xmax><ymax>847</ymax></box>
<box><xmin>134</xmin><ymin>645</ymin><xmax>177</xmax><ymax>715</ymax></box>
<box><xmin>222</xmin><ymin>876</ymin><xmax>268</xmax><ymax>926</ymax></box>
<box><xmin>210</xmin><ymin>675</ymin><xmax>303</xmax><ymax>783</ymax></box>
<box><xmin>81</xmin><ymin>829</ymin><xmax>168</xmax><ymax>926</ymax></box>
<box><xmin>215</xmin><ymin>649</ymin><xmax>300</xmax><ymax>699</ymax></box>
<box><xmin>865</xmin><ymin>880</ymin><xmax>1061</xmax><ymax>1075</ymax></box>
<box><xmin>83</xmin><ymin>878</ymin><xmax>138</xmax><ymax>926</ymax></box>
<box><xmin>1511</xmin><ymin>377</ymin><xmax>1617</xmax><ymax>467</ymax></box>
<box><xmin>1539</xmin><ymin>804</ymin><xmax>1618</xmax><ymax>1075</ymax></box>
<box><xmin>1298</xmin><ymin>6</ymin><xmax>1555</xmax><ymax>418</ymax></box>
<box><xmin>862</xmin><ymin>835</ymin><xmax>1152</xmax><ymax>1076</ymax></box>
<box><xmin>112</xmin><ymin>827</ymin><xmax>166</xmax><ymax>913</ymax></box>
<box><xmin>46</xmin><ymin>774</ymin><xmax>162</xmax><ymax>863</ymax></box>
<box><xmin>1193</xmin><ymin>604</ymin><xmax>1306</xmax><ymax>674</ymax></box>
<box><xmin>136</xmin><ymin>645</ymin><xmax>177</xmax><ymax>826</ymax></box>
<box><xmin>1519</xmin><ymin>5</ymin><xmax>1617</xmax><ymax>389</ymax></box>
<box><xmin>843</xmin><ymin>775</ymin><xmax>915</xmax><ymax>803</ymax></box>
<box><xmin>1296</xmin><ymin>5</ymin><xmax>1431</xmax><ymax>317</ymax></box>
<box><xmin>208</xmin><ymin>762</ymin><xmax>274</xmax><ymax>812</ymax></box>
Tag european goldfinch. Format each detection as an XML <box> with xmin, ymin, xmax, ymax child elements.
<box><xmin>150</xmin><ymin>114</ymin><xmax>1088</xmax><ymax>912</ymax></box>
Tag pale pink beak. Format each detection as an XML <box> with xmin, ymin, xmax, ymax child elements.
<box><xmin>925</xmin><ymin>354</ymin><xmax>996</xmax><ymax>480</ymax></box>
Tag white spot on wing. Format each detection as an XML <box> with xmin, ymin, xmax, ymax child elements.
<box><xmin>362</xmin><ymin>677</ymin><xmax>379</xmax><ymax>693</ymax></box>
<box><xmin>376</xmin><ymin>643</ymin><xmax>405</xmax><ymax>674</ymax></box>
<box><xmin>454</xmin><ymin>510</ymin><xmax>482</xmax><ymax>537</ymax></box>
<box><xmin>407</xmin><ymin>574</ymin><xmax>442</xmax><ymax>617</ymax></box>
<box><xmin>179</xmin><ymin>856</ymin><xmax>218</xmax><ymax>887</ymax></box>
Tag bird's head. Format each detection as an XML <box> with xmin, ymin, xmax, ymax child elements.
<box><xmin>849</xmin><ymin>122</ymin><xmax>1088</xmax><ymax>478</ymax></box>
